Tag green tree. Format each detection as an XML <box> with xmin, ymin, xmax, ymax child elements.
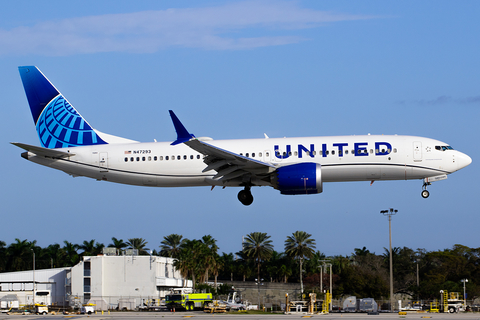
<box><xmin>126</xmin><ymin>238</ymin><xmax>149</xmax><ymax>255</ymax></box>
<box><xmin>6</xmin><ymin>239</ymin><xmax>36</xmax><ymax>271</ymax></box>
<box><xmin>219</xmin><ymin>252</ymin><xmax>236</xmax><ymax>281</ymax></box>
<box><xmin>176</xmin><ymin>239</ymin><xmax>206</xmax><ymax>288</ymax></box>
<box><xmin>79</xmin><ymin>240</ymin><xmax>104</xmax><ymax>257</ymax></box>
<box><xmin>108</xmin><ymin>237</ymin><xmax>127</xmax><ymax>253</ymax></box>
<box><xmin>242</xmin><ymin>232</ymin><xmax>274</xmax><ymax>285</ymax></box>
<box><xmin>0</xmin><ymin>241</ymin><xmax>6</xmax><ymax>271</ymax></box>
<box><xmin>285</xmin><ymin>231</ymin><xmax>316</xmax><ymax>294</ymax></box>
<box><xmin>62</xmin><ymin>241</ymin><xmax>79</xmax><ymax>266</ymax></box>
<box><xmin>200</xmin><ymin>235</ymin><xmax>219</xmax><ymax>284</ymax></box>
<box><xmin>173</xmin><ymin>247</ymin><xmax>190</xmax><ymax>287</ymax></box>
<box><xmin>44</xmin><ymin>243</ymin><xmax>64</xmax><ymax>268</ymax></box>
<box><xmin>160</xmin><ymin>234</ymin><xmax>185</xmax><ymax>258</ymax></box>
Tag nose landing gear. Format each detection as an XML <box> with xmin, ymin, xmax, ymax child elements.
<box><xmin>421</xmin><ymin>182</ymin><xmax>430</xmax><ymax>198</ymax></box>
<box><xmin>238</xmin><ymin>186</ymin><xmax>254</xmax><ymax>206</ymax></box>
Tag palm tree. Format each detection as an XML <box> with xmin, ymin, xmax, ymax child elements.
<box><xmin>175</xmin><ymin>239</ymin><xmax>205</xmax><ymax>288</ymax></box>
<box><xmin>126</xmin><ymin>238</ymin><xmax>149</xmax><ymax>255</ymax></box>
<box><xmin>219</xmin><ymin>252</ymin><xmax>236</xmax><ymax>281</ymax></box>
<box><xmin>6</xmin><ymin>239</ymin><xmax>36</xmax><ymax>271</ymax></box>
<box><xmin>108</xmin><ymin>237</ymin><xmax>127</xmax><ymax>254</ymax></box>
<box><xmin>266</xmin><ymin>250</ymin><xmax>286</xmax><ymax>282</ymax></box>
<box><xmin>278</xmin><ymin>263</ymin><xmax>293</xmax><ymax>283</ymax></box>
<box><xmin>211</xmin><ymin>253</ymin><xmax>223</xmax><ymax>289</ymax></box>
<box><xmin>63</xmin><ymin>241</ymin><xmax>79</xmax><ymax>266</ymax></box>
<box><xmin>173</xmin><ymin>251</ymin><xmax>190</xmax><ymax>287</ymax></box>
<box><xmin>285</xmin><ymin>231</ymin><xmax>316</xmax><ymax>294</ymax></box>
<box><xmin>0</xmin><ymin>241</ymin><xmax>6</xmax><ymax>271</ymax></box>
<box><xmin>160</xmin><ymin>234</ymin><xmax>185</xmax><ymax>258</ymax></box>
<box><xmin>44</xmin><ymin>243</ymin><xmax>64</xmax><ymax>268</ymax></box>
<box><xmin>79</xmin><ymin>240</ymin><xmax>104</xmax><ymax>257</ymax></box>
<box><xmin>242</xmin><ymin>232</ymin><xmax>274</xmax><ymax>284</ymax></box>
<box><xmin>200</xmin><ymin>235</ymin><xmax>219</xmax><ymax>283</ymax></box>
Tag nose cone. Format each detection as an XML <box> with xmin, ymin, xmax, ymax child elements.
<box><xmin>457</xmin><ymin>152</ymin><xmax>472</xmax><ymax>170</ymax></box>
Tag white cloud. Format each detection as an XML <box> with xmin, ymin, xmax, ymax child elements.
<box><xmin>397</xmin><ymin>95</ymin><xmax>480</xmax><ymax>106</ymax></box>
<box><xmin>0</xmin><ymin>1</ymin><xmax>376</xmax><ymax>56</ymax></box>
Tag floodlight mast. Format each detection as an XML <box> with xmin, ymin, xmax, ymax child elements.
<box><xmin>381</xmin><ymin>208</ymin><xmax>398</xmax><ymax>312</ymax></box>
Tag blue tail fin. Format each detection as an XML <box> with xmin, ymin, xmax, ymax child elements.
<box><xmin>18</xmin><ymin>66</ymin><xmax>107</xmax><ymax>148</ymax></box>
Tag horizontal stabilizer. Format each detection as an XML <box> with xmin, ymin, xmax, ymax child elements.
<box><xmin>11</xmin><ymin>142</ymin><xmax>74</xmax><ymax>158</ymax></box>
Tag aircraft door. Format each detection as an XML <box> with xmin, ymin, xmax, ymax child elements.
<box><xmin>413</xmin><ymin>142</ymin><xmax>422</xmax><ymax>161</ymax></box>
<box><xmin>99</xmin><ymin>152</ymin><xmax>108</xmax><ymax>172</ymax></box>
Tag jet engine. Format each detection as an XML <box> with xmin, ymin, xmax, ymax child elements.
<box><xmin>273</xmin><ymin>163</ymin><xmax>322</xmax><ymax>195</ymax></box>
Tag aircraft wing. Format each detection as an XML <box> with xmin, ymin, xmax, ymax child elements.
<box><xmin>11</xmin><ymin>142</ymin><xmax>75</xmax><ymax>158</ymax></box>
<box><xmin>169</xmin><ymin>111</ymin><xmax>275</xmax><ymax>182</ymax></box>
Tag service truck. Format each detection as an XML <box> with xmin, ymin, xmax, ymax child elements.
<box><xmin>442</xmin><ymin>291</ymin><xmax>466</xmax><ymax>313</ymax></box>
<box><xmin>165</xmin><ymin>288</ymin><xmax>212</xmax><ymax>311</ymax></box>
<box><xmin>80</xmin><ymin>303</ymin><xmax>95</xmax><ymax>315</ymax></box>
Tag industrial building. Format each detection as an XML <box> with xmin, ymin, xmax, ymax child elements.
<box><xmin>0</xmin><ymin>251</ymin><xmax>191</xmax><ymax>311</ymax></box>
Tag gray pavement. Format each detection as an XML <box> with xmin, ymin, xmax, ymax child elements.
<box><xmin>3</xmin><ymin>311</ymin><xmax>480</xmax><ymax>320</ymax></box>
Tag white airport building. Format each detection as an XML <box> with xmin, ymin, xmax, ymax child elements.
<box><xmin>0</xmin><ymin>251</ymin><xmax>191</xmax><ymax>311</ymax></box>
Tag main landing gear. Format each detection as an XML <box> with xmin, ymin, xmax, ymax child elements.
<box><xmin>421</xmin><ymin>182</ymin><xmax>430</xmax><ymax>198</ymax></box>
<box><xmin>238</xmin><ymin>186</ymin><xmax>254</xmax><ymax>206</ymax></box>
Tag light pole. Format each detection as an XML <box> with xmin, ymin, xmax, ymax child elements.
<box><xmin>255</xmin><ymin>278</ymin><xmax>263</xmax><ymax>309</ymax></box>
<box><xmin>31</xmin><ymin>249</ymin><xmax>35</xmax><ymax>306</ymax></box>
<box><xmin>319</xmin><ymin>260</ymin><xmax>332</xmax><ymax>310</ymax></box>
<box><xmin>381</xmin><ymin>208</ymin><xmax>397</xmax><ymax>312</ymax></box>
<box><xmin>318</xmin><ymin>265</ymin><xmax>322</xmax><ymax>293</ymax></box>
<box><xmin>327</xmin><ymin>263</ymin><xmax>332</xmax><ymax>311</ymax></box>
<box><xmin>415</xmin><ymin>254</ymin><xmax>421</xmax><ymax>300</ymax></box>
<box><xmin>461</xmin><ymin>279</ymin><xmax>468</xmax><ymax>307</ymax></box>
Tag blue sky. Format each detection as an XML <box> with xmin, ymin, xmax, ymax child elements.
<box><xmin>1</xmin><ymin>1</ymin><xmax>479</xmax><ymax>258</ymax></box>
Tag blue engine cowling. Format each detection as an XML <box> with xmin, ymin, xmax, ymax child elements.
<box><xmin>273</xmin><ymin>163</ymin><xmax>322</xmax><ymax>195</ymax></box>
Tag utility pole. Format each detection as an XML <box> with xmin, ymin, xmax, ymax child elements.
<box><xmin>381</xmin><ymin>208</ymin><xmax>397</xmax><ymax>312</ymax></box>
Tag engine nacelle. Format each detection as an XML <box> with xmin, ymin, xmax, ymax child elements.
<box><xmin>273</xmin><ymin>163</ymin><xmax>322</xmax><ymax>195</ymax></box>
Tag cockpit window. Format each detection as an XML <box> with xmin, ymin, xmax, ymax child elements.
<box><xmin>435</xmin><ymin>145</ymin><xmax>454</xmax><ymax>151</ymax></box>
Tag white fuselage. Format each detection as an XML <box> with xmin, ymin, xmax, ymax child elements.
<box><xmin>24</xmin><ymin>134</ymin><xmax>471</xmax><ymax>188</ymax></box>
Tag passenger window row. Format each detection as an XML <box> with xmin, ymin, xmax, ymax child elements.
<box><xmin>124</xmin><ymin>147</ymin><xmax>398</xmax><ymax>163</ymax></box>
<box><xmin>124</xmin><ymin>154</ymin><xmax>202</xmax><ymax>162</ymax></box>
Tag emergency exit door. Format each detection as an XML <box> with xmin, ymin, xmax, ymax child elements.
<box><xmin>413</xmin><ymin>142</ymin><xmax>422</xmax><ymax>160</ymax></box>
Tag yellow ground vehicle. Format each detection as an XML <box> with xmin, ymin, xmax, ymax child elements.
<box><xmin>165</xmin><ymin>288</ymin><xmax>212</xmax><ymax>311</ymax></box>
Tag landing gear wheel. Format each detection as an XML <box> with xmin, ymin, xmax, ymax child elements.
<box><xmin>238</xmin><ymin>189</ymin><xmax>254</xmax><ymax>206</ymax></box>
<box><xmin>421</xmin><ymin>181</ymin><xmax>431</xmax><ymax>199</ymax></box>
<box><xmin>421</xmin><ymin>190</ymin><xmax>430</xmax><ymax>198</ymax></box>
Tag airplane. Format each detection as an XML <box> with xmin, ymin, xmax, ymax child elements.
<box><xmin>12</xmin><ymin>66</ymin><xmax>472</xmax><ymax>206</ymax></box>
